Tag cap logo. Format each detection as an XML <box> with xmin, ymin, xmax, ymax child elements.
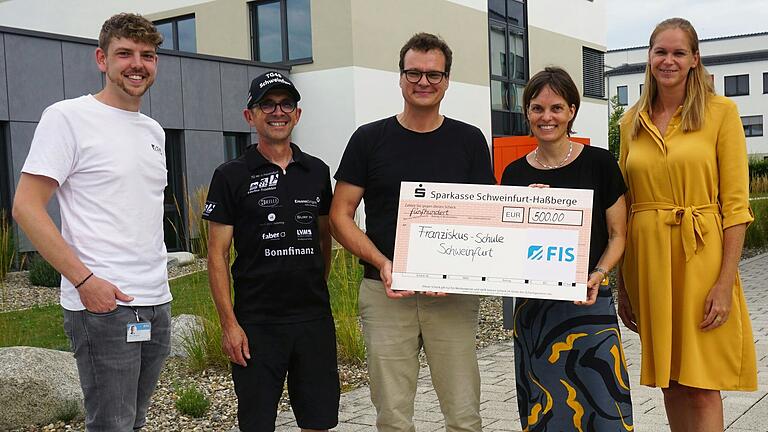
<box><xmin>260</xmin><ymin>77</ymin><xmax>292</xmax><ymax>89</ymax></box>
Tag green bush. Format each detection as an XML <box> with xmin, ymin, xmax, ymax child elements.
<box><xmin>182</xmin><ymin>312</ymin><xmax>229</xmax><ymax>373</ymax></box>
<box><xmin>745</xmin><ymin>198</ymin><xmax>768</xmax><ymax>250</ymax></box>
<box><xmin>55</xmin><ymin>400</ymin><xmax>82</xmax><ymax>423</ymax></box>
<box><xmin>749</xmin><ymin>158</ymin><xmax>768</xmax><ymax>179</ymax></box>
<box><xmin>608</xmin><ymin>95</ymin><xmax>625</xmax><ymax>161</ymax></box>
<box><xmin>174</xmin><ymin>383</ymin><xmax>210</xmax><ymax>418</ymax></box>
<box><xmin>751</xmin><ymin>175</ymin><xmax>768</xmax><ymax>196</ymax></box>
<box><xmin>328</xmin><ymin>248</ymin><xmax>365</xmax><ymax>365</ymax></box>
<box><xmin>29</xmin><ymin>255</ymin><xmax>61</xmax><ymax>287</ymax></box>
<box><xmin>188</xmin><ymin>186</ymin><xmax>210</xmax><ymax>258</ymax></box>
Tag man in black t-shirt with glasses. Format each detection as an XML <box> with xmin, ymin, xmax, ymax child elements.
<box><xmin>331</xmin><ymin>33</ymin><xmax>495</xmax><ymax>432</ymax></box>
<box><xmin>202</xmin><ymin>71</ymin><xmax>338</xmax><ymax>432</ymax></box>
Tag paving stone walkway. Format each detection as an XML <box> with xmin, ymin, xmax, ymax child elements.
<box><xmin>275</xmin><ymin>253</ymin><xmax>768</xmax><ymax>431</ymax></box>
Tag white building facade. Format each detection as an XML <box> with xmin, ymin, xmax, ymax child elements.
<box><xmin>0</xmin><ymin>0</ymin><xmax>608</xmax><ymax>167</ymax></box>
<box><xmin>606</xmin><ymin>32</ymin><xmax>768</xmax><ymax>157</ymax></box>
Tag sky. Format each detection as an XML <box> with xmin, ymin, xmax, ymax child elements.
<box><xmin>606</xmin><ymin>0</ymin><xmax>768</xmax><ymax>49</ymax></box>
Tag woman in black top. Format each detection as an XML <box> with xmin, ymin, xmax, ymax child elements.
<box><xmin>501</xmin><ymin>67</ymin><xmax>633</xmax><ymax>431</ymax></box>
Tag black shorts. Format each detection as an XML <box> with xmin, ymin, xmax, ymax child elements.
<box><xmin>232</xmin><ymin>316</ymin><xmax>340</xmax><ymax>432</ymax></box>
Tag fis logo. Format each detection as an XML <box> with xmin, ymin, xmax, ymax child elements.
<box><xmin>527</xmin><ymin>245</ymin><xmax>575</xmax><ymax>262</ymax></box>
<box><xmin>202</xmin><ymin>202</ymin><xmax>216</xmax><ymax>216</ymax></box>
<box><xmin>414</xmin><ymin>184</ymin><xmax>426</xmax><ymax>198</ymax></box>
<box><xmin>150</xmin><ymin>143</ymin><xmax>163</xmax><ymax>155</ymax></box>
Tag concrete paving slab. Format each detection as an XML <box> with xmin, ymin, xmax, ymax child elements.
<box><xmin>307</xmin><ymin>253</ymin><xmax>768</xmax><ymax>431</ymax></box>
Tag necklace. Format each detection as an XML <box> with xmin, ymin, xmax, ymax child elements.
<box><xmin>534</xmin><ymin>141</ymin><xmax>573</xmax><ymax>169</ymax></box>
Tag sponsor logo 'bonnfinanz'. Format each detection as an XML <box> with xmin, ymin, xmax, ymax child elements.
<box><xmin>527</xmin><ymin>245</ymin><xmax>575</xmax><ymax>262</ymax></box>
<box><xmin>264</xmin><ymin>246</ymin><xmax>315</xmax><ymax>257</ymax></box>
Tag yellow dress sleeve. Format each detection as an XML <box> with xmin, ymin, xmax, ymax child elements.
<box><xmin>716</xmin><ymin>99</ymin><xmax>754</xmax><ymax>229</ymax></box>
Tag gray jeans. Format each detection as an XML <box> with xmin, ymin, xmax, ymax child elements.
<box><xmin>63</xmin><ymin>303</ymin><xmax>171</xmax><ymax>432</ymax></box>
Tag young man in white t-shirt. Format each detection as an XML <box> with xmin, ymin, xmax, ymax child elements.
<box><xmin>12</xmin><ymin>13</ymin><xmax>171</xmax><ymax>431</ymax></box>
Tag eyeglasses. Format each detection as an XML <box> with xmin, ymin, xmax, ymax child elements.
<box><xmin>402</xmin><ymin>69</ymin><xmax>447</xmax><ymax>84</ymax></box>
<box><xmin>257</xmin><ymin>100</ymin><xmax>297</xmax><ymax>114</ymax></box>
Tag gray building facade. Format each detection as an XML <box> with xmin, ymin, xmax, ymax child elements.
<box><xmin>0</xmin><ymin>25</ymin><xmax>287</xmax><ymax>252</ymax></box>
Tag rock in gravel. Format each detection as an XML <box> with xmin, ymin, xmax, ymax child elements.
<box><xmin>0</xmin><ymin>347</ymin><xmax>83</xmax><ymax>430</ymax></box>
<box><xmin>170</xmin><ymin>314</ymin><xmax>204</xmax><ymax>358</ymax></box>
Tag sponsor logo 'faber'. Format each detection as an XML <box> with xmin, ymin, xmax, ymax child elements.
<box><xmin>262</xmin><ymin>232</ymin><xmax>285</xmax><ymax>240</ymax></box>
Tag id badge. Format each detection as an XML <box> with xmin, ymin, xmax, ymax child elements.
<box><xmin>126</xmin><ymin>322</ymin><xmax>151</xmax><ymax>342</ymax></box>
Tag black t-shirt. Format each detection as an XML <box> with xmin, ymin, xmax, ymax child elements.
<box><xmin>500</xmin><ymin>145</ymin><xmax>626</xmax><ymax>270</ymax></box>
<box><xmin>334</xmin><ymin>116</ymin><xmax>496</xmax><ymax>275</ymax></box>
<box><xmin>202</xmin><ymin>143</ymin><xmax>333</xmax><ymax>324</ymax></box>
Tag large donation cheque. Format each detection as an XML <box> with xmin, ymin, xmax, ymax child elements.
<box><xmin>392</xmin><ymin>182</ymin><xmax>593</xmax><ymax>301</ymax></box>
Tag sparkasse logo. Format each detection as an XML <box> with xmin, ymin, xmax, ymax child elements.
<box><xmin>414</xmin><ymin>184</ymin><xmax>426</xmax><ymax>198</ymax></box>
<box><xmin>527</xmin><ymin>245</ymin><xmax>575</xmax><ymax>262</ymax></box>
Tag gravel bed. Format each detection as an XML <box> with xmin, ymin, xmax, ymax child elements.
<box><xmin>9</xmin><ymin>248</ymin><xmax>768</xmax><ymax>431</ymax></box>
<box><xmin>9</xmin><ymin>296</ymin><xmax>510</xmax><ymax>432</ymax></box>
<box><xmin>0</xmin><ymin>259</ymin><xmax>208</xmax><ymax>313</ymax></box>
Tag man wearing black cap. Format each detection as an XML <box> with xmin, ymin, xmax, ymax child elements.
<box><xmin>202</xmin><ymin>71</ymin><xmax>339</xmax><ymax>432</ymax></box>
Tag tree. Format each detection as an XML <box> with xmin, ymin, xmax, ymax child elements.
<box><xmin>608</xmin><ymin>95</ymin><xmax>625</xmax><ymax>161</ymax></box>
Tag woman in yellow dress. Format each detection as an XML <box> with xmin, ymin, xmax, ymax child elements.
<box><xmin>618</xmin><ymin>18</ymin><xmax>757</xmax><ymax>431</ymax></box>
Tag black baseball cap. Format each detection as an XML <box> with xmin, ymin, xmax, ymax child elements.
<box><xmin>246</xmin><ymin>71</ymin><xmax>301</xmax><ymax>109</ymax></box>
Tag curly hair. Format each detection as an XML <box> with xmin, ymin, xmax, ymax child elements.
<box><xmin>399</xmin><ymin>32</ymin><xmax>453</xmax><ymax>77</ymax></box>
<box><xmin>98</xmin><ymin>13</ymin><xmax>163</xmax><ymax>52</ymax></box>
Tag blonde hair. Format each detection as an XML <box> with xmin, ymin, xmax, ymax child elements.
<box><xmin>625</xmin><ymin>17</ymin><xmax>714</xmax><ymax>139</ymax></box>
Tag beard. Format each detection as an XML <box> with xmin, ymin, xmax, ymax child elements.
<box><xmin>106</xmin><ymin>69</ymin><xmax>155</xmax><ymax>98</ymax></box>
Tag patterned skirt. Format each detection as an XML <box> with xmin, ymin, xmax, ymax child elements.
<box><xmin>510</xmin><ymin>289</ymin><xmax>634</xmax><ymax>431</ymax></box>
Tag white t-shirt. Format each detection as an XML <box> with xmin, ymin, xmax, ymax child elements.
<box><xmin>22</xmin><ymin>95</ymin><xmax>172</xmax><ymax>310</ymax></box>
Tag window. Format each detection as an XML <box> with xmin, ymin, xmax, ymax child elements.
<box><xmin>742</xmin><ymin>115</ymin><xmax>763</xmax><ymax>137</ymax></box>
<box><xmin>724</xmin><ymin>74</ymin><xmax>749</xmax><ymax>96</ymax></box>
<box><xmin>163</xmin><ymin>130</ymin><xmax>187</xmax><ymax>252</ymax></box>
<box><xmin>489</xmin><ymin>0</ymin><xmax>528</xmax><ymax>136</ymax></box>
<box><xmin>0</xmin><ymin>123</ymin><xmax>10</xmax><ymax>215</ymax></box>
<box><xmin>763</xmin><ymin>72</ymin><xmax>768</xmax><ymax>94</ymax></box>
<box><xmin>582</xmin><ymin>47</ymin><xmax>605</xmax><ymax>98</ymax></box>
<box><xmin>249</xmin><ymin>0</ymin><xmax>312</xmax><ymax>64</ymax></box>
<box><xmin>154</xmin><ymin>15</ymin><xmax>196</xmax><ymax>52</ymax></box>
<box><xmin>617</xmin><ymin>86</ymin><xmax>628</xmax><ymax>106</ymax></box>
<box><xmin>224</xmin><ymin>133</ymin><xmax>249</xmax><ymax>160</ymax></box>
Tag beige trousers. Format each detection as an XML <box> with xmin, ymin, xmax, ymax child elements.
<box><xmin>359</xmin><ymin>278</ymin><xmax>482</xmax><ymax>432</ymax></box>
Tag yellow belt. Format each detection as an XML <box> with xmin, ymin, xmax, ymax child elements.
<box><xmin>630</xmin><ymin>202</ymin><xmax>720</xmax><ymax>262</ymax></box>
